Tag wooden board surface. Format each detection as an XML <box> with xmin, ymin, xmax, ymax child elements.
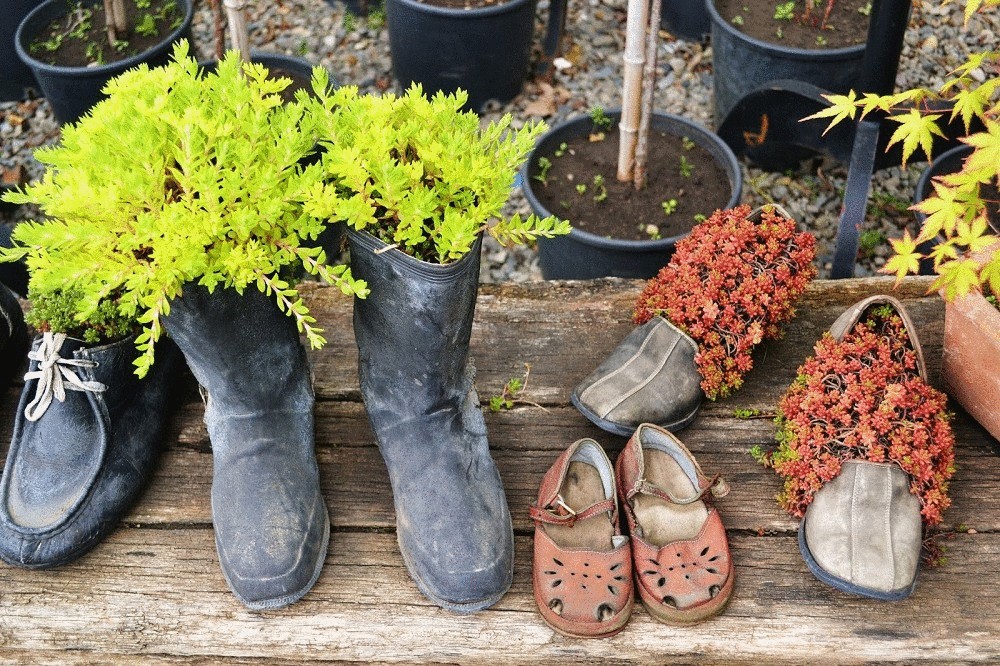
<box><xmin>1</xmin><ymin>276</ymin><xmax>998</xmax><ymax>664</ymax></box>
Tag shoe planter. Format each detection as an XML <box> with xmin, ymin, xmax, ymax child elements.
<box><xmin>0</xmin><ymin>283</ymin><xmax>28</xmax><ymax>389</ymax></box>
<box><xmin>15</xmin><ymin>0</ymin><xmax>194</xmax><ymax>124</ymax></box>
<box><xmin>531</xmin><ymin>439</ymin><xmax>633</xmax><ymax>638</ymax></box>
<box><xmin>348</xmin><ymin>228</ymin><xmax>514</xmax><ymax>613</ymax></box>
<box><xmin>572</xmin><ymin>205</ymin><xmax>816</xmax><ymax>435</ymax></box>
<box><xmin>162</xmin><ymin>284</ymin><xmax>329</xmax><ymax>610</ymax></box>
<box><xmin>773</xmin><ymin>295</ymin><xmax>955</xmax><ymax>600</ymax></box>
<box><xmin>522</xmin><ymin>110</ymin><xmax>742</xmax><ymax>280</ymax></box>
<box><xmin>0</xmin><ymin>332</ymin><xmax>181</xmax><ymax>568</ymax></box>
<box><xmin>616</xmin><ymin>423</ymin><xmax>734</xmax><ymax>624</ymax></box>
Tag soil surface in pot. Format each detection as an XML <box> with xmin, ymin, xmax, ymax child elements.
<box><xmin>532</xmin><ymin>130</ymin><xmax>731</xmax><ymax>241</ymax></box>
<box><xmin>27</xmin><ymin>0</ymin><xmax>183</xmax><ymax>67</ymax></box>
<box><xmin>715</xmin><ymin>0</ymin><xmax>870</xmax><ymax>49</ymax></box>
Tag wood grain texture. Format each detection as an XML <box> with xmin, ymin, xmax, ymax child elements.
<box><xmin>0</xmin><ymin>277</ymin><xmax>997</xmax><ymax>663</ymax></box>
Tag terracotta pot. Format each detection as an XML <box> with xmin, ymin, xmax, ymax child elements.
<box><xmin>943</xmin><ymin>289</ymin><xmax>1000</xmax><ymax>442</ymax></box>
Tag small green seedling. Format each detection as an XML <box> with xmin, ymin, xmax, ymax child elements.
<box><xmin>774</xmin><ymin>1</ymin><xmax>795</xmax><ymax>20</ymax></box>
<box><xmin>661</xmin><ymin>199</ymin><xmax>678</xmax><ymax>216</ymax></box>
<box><xmin>342</xmin><ymin>10</ymin><xmax>357</xmax><ymax>31</ymax></box>
<box><xmin>858</xmin><ymin>1</ymin><xmax>872</xmax><ymax>15</ymax></box>
<box><xmin>534</xmin><ymin>156</ymin><xmax>552</xmax><ymax>185</ymax></box>
<box><xmin>489</xmin><ymin>364</ymin><xmax>547</xmax><ymax>412</ymax></box>
<box><xmin>575</xmin><ymin>183</ymin><xmax>587</xmax><ymax>195</ymax></box>
<box><xmin>643</xmin><ymin>224</ymin><xmax>662</xmax><ymax>240</ymax></box>
<box><xmin>592</xmin><ymin>174</ymin><xmax>608</xmax><ymax>202</ymax></box>
<box><xmin>590</xmin><ymin>106</ymin><xmax>613</xmax><ymax>130</ymax></box>
<box><xmin>693</xmin><ymin>213</ymin><xmax>707</xmax><ymax>223</ymax></box>
<box><xmin>679</xmin><ymin>155</ymin><xmax>694</xmax><ymax>178</ymax></box>
<box><xmin>681</xmin><ymin>136</ymin><xmax>696</xmax><ymax>151</ymax></box>
<box><xmin>731</xmin><ymin>14</ymin><xmax>744</xmax><ymax>25</ymax></box>
<box><xmin>368</xmin><ymin>3</ymin><xmax>386</xmax><ymax>29</ymax></box>
<box><xmin>554</xmin><ymin>142</ymin><xmax>569</xmax><ymax>158</ymax></box>
<box><xmin>733</xmin><ymin>407</ymin><xmax>761</xmax><ymax>419</ymax></box>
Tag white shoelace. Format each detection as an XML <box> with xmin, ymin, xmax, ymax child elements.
<box><xmin>23</xmin><ymin>332</ymin><xmax>107</xmax><ymax>422</ymax></box>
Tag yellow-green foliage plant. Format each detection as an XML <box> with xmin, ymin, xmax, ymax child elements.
<box><xmin>804</xmin><ymin>0</ymin><xmax>999</xmax><ymax>300</ymax></box>
<box><xmin>301</xmin><ymin>79</ymin><xmax>571</xmax><ymax>264</ymax></box>
<box><xmin>1</xmin><ymin>41</ymin><xmax>368</xmax><ymax>377</ymax></box>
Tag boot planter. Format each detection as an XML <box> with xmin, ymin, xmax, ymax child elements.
<box><xmin>573</xmin><ymin>205</ymin><xmax>816</xmax><ymax>435</ymax></box>
<box><xmin>385</xmin><ymin>0</ymin><xmax>563</xmax><ymax>113</ymax></box>
<box><xmin>15</xmin><ymin>0</ymin><xmax>194</xmax><ymax>124</ymax></box>
<box><xmin>768</xmin><ymin>296</ymin><xmax>955</xmax><ymax>599</ymax></box>
<box><xmin>161</xmin><ymin>284</ymin><xmax>329</xmax><ymax>610</ymax></box>
<box><xmin>707</xmin><ymin>0</ymin><xmax>867</xmax><ymax>125</ymax></box>
<box><xmin>522</xmin><ymin>111</ymin><xmax>742</xmax><ymax>280</ymax></box>
<box><xmin>348</xmin><ymin>228</ymin><xmax>514</xmax><ymax>612</ymax></box>
<box><xmin>0</xmin><ymin>332</ymin><xmax>181</xmax><ymax>568</ymax></box>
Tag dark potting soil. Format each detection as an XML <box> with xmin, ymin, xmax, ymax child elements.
<box><xmin>532</xmin><ymin>130</ymin><xmax>732</xmax><ymax>242</ymax></box>
<box><xmin>715</xmin><ymin>0</ymin><xmax>871</xmax><ymax>50</ymax></box>
<box><xmin>28</xmin><ymin>0</ymin><xmax>183</xmax><ymax>68</ymax></box>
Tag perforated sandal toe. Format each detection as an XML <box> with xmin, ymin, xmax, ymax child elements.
<box><xmin>531</xmin><ymin>438</ymin><xmax>633</xmax><ymax>639</ymax></box>
<box><xmin>616</xmin><ymin>423</ymin><xmax>734</xmax><ymax>624</ymax></box>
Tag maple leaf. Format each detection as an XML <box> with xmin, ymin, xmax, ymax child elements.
<box><xmin>882</xmin><ymin>231</ymin><xmax>921</xmax><ymax>283</ymax></box>
<box><xmin>800</xmin><ymin>91</ymin><xmax>858</xmax><ymax>134</ymax></box>
<box><xmin>961</xmin><ymin>120</ymin><xmax>1000</xmax><ymax>176</ymax></box>
<box><xmin>980</xmin><ymin>252</ymin><xmax>1000</xmax><ymax>297</ymax></box>
<box><xmin>886</xmin><ymin>109</ymin><xmax>946</xmax><ymax>165</ymax></box>
<box><xmin>913</xmin><ymin>180</ymin><xmax>980</xmax><ymax>240</ymax></box>
<box><xmin>950</xmin><ymin>80</ymin><xmax>998</xmax><ymax>132</ymax></box>
<box><xmin>934</xmin><ymin>257</ymin><xmax>983</xmax><ymax>300</ymax></box>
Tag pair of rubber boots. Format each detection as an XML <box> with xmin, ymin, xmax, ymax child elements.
<box><xmin>0</xmin><ymin>229</ymin><xmax>513</xmax><ymax>612</ymax></box>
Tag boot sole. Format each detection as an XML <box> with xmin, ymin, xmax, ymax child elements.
<box><xmin>571</xmin><ymin>392</ymin><xmax>701</xmax><ymax>436</ymax></box>
<box><xmin>398</xmin><ymin>523</ymin><xmax>514</xmax><ymax>614</ymax></box>
<box><xmin>221</xmin><ymin>502</ymin><xmax>331</xmax><ymax>611</ymax></box>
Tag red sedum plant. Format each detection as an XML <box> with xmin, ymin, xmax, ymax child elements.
<box><xmin>633</xmin><ymin>204</ymin><xmax>817</xmax><ymax>399</ymax></box>
<box><xmin>769</xmin><ymin>306</ymin><xmax>955</xmax><ymax>526</ymax></box>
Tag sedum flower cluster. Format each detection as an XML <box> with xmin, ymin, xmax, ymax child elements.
<box><xmin>771</xmin><ymin>306</ymin><xmax>955</xmax><ymax>525</ymax></box>
<box><xmin>633</xmin><ymin>204</ymin><xmax>817</xmax><ymax>399</ymax></box>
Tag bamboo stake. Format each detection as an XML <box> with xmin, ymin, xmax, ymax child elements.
<box><xmin>209</xmin><ymin>0</ymin><xmax>226</xmax><ymax>60</ymax></box>
<box><xmin>617</xmin><ymin>0</ymin><xmax>649</xmax><ymax>182</ymax></box>
<box><xmin>223</xmin><ymin>0</ymin><xmax>251</xmax><ymax>63</ymax></box>
<box><xmin>632</xmin><ymin>0</ymin><xmax>663</xmax><ymax>190</ymax></box>
<box><xmin>103</xmin><ymin>0</ymin><xmax>127</xmax><ymax>43</ymax></box>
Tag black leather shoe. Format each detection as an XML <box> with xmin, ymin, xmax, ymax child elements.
<box><xmin>0</xmin><ymin>333</ymin><xmax>181</xmax><ymax>568</ymax></box>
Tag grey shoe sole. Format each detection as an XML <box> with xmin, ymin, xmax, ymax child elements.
<box><xmin>570</xmin><ymin>391</ymin><xmax>701</xmax><ymax>436</ymax></box>
<box><xmin>219</xmin><ymin>503</ymin><xmax>331</xmax><ymax>612</ymax></box>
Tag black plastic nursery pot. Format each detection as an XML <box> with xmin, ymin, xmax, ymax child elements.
<box><xmin>522</xmin><ymin>111</ymin><xmax>743</xmax><ymax>280</ymax></box>
<box><xmin>15</xmin><ymin>0</ymin><xmax>194</xmax><ymax>124</ymax></box>
<box><xmin>661</xmin><ymin>0</ymin><xmax>709</xmax><ymax>41</ymax></box>
<box><xmin>385</xmin><ymin>0</ymin><xmax>555</xmax><ymax>113</ymax></box>
<box><xmin>1</xmin><ymin>0</ymin><xmax>44</xmax><ymax>101</ymax></box>
<box><xmin>912</xmin><ymin>144</ymin><xmax>973</xmax><ymax>276</ymax></box>
<box><xmin>707</xmin><ymin>0</ymin><xmax>866</xmax><ymax>125</ymax></box>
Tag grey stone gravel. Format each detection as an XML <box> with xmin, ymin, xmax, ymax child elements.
<box><xmin>2</xmin><ymin>0</ymin><xmax>997</xmax><ymax>282</ymax></box>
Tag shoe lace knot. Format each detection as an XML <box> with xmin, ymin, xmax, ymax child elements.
<box><xmin>23</xmin><ymin>332</ymin><xmax>107</xmax><ymax>422</ymax></box>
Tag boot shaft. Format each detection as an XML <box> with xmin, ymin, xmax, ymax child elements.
<box><xmin>348</xmin><ymin>230</ymin><xmax>482</xmax><ymax>420</ymax></box>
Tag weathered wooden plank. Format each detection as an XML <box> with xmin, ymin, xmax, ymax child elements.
<box><xmin>0</xmin><ymin>529</ymin><xmax>997</xmax><ymax>663</ymax></box>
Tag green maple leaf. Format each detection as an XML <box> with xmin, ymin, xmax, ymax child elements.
<box><xmin>980</xmin><ymin>253</ymin><xmax>1000</xmax><ymax>297</ymax></box>
<box><xmin>885</xmin><ymin>109</ymin><xmax>945</xmax><ymax>165</ymax></box>
<box><xmin>935</xmin><ymin>258</ymin><xmax>983</xmax><ymax>300</ymax></box>
<box><xmin>950</xmin><ymin>81</ymin><xmax>997</xmax><ymax>132</ymax></box>
<box><xmin>962</xmin><ymin>120</ymin><xmax>1000</xmax><ymax>176</ymax></box>
<box><xmin>882</xmin><ymin>231</ymin><xmax>922</xmax><ymax>283</ymax></box>
<box><xmin>801</xmin><ymin>91</ymin><xmax>859</xmax><ymax>133</ymax></box>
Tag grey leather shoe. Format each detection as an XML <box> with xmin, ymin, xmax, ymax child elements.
<box><xmin>162</xmin><ymin>284</ymin><xmax>329</xmax><ymax>610</ymax></box>
<box><xmin>799</xmin><ymin>460</ymin><xmax>922</xmax><ymax>600</ymax></box>
<box><xmin>0</xmin><ymin>333</ymin><xmax>181</xmax><ymax>568</ymax></box>
<box><xmin>571</xmin><ymin>317</ymin><xmax>702</xmax><ymax>436</ymax></box>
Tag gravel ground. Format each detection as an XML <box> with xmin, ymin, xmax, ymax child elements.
<box><xmin>2</xmin><ymin>0</ymin><xmax>997</xmax><ymax>283</ymax></box>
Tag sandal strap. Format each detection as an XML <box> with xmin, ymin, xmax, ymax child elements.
<box><xmin>626</xmin><ymin>474</ymin><xmax>729</xmax><ymax>504</ymax></box>
<box><xmin>530</xmin><ymin>497</ymin><xmax>617</xmax><ymax>527</ymax></box>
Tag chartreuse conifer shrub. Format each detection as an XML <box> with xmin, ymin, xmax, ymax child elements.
<box><xmin>804</xmin><ymin>0</ymin><xmax>999</xmax><ymax>301</ymax></box>
<box><xmin>0</xmin><ymin>41</ymin><xmax>368</xmax><ymax>377</ymax></box>
<box><xmin>300</xmin><ymin>79</ymin><xmax>571</xmax><ymax>264</ymax></box>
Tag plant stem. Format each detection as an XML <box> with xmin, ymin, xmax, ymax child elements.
<box><xmin>223</xmin><ymin>0</ymin><xmax>251</xmax><ymax>62</ymax></box>
<box><xmin>102</xmin><ymin>0</ymin><xmax>121</xmax><ymax>44</ymax></box>
<box><xmin>632</xmin><ymin>0</ymin><xmax>662</xmax><ymax>190</ymax></box>
<box><xmin>617</xmin><ymin>0</ymin><xmax>649</xmax><ymax>182</ymax></box>
<box><xmin>209</xmin><ymin>0</ymin><xmax>226</xmax><ymax>60</ymax></box>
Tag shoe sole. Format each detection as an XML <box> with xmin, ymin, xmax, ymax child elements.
<box><xmin>636</xmin><ymin>562</ymin><xmax>735</xmax><ymax>625</ymax></box>
<box><xmin>797</xmin><ymin>517</ymin><xmax>917</xmax><ymax>601</ymax></box>
<box><xmin>222</xmin><ymin>502</ymin><xmax>331</xmax><ymax>611</ymax></box>
<box><xmin>537</xmin><ymin>591</ymin><xmax>635</xmax><ymax>639</ymax></box>
<box><xmin>570</xmin><ymin>392</ymin><xmax>701</xmax><ymax>437</ymax></box>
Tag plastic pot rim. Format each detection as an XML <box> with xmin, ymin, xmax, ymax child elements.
<box><xmin>387</xmin><ymin>0</ymin><xmax>535</xmax><ymax>21</ymax></box>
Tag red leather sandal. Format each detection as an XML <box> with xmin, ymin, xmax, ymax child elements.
<box><xmin>615</xmin><ymin>423</ymin><xmax>734</xmax><ymax>624</ymax></box>
<box><xmin>530</xmin><ymin>438</ymin><xmax>634</xmax><ymax>638</ymax></box>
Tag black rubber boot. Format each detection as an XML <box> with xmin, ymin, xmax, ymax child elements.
<box><xmin>162</xmin><ymin>284</ymin><xmax>328</xmax><ymax>610</ymax></box>
<box><xmin>0</xmin><ymin>333</ymin><xmax>181</xmax><ymax>567</ymax></box>
<box><xmin>0</xmin><ymin>282</ymin><xmax>28</xmax><ymax>388</ymax></box>
<box><xmin>348</xmin><ymin>229</ymin><xmax>514</xmax><ymax>613</ymax></box>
